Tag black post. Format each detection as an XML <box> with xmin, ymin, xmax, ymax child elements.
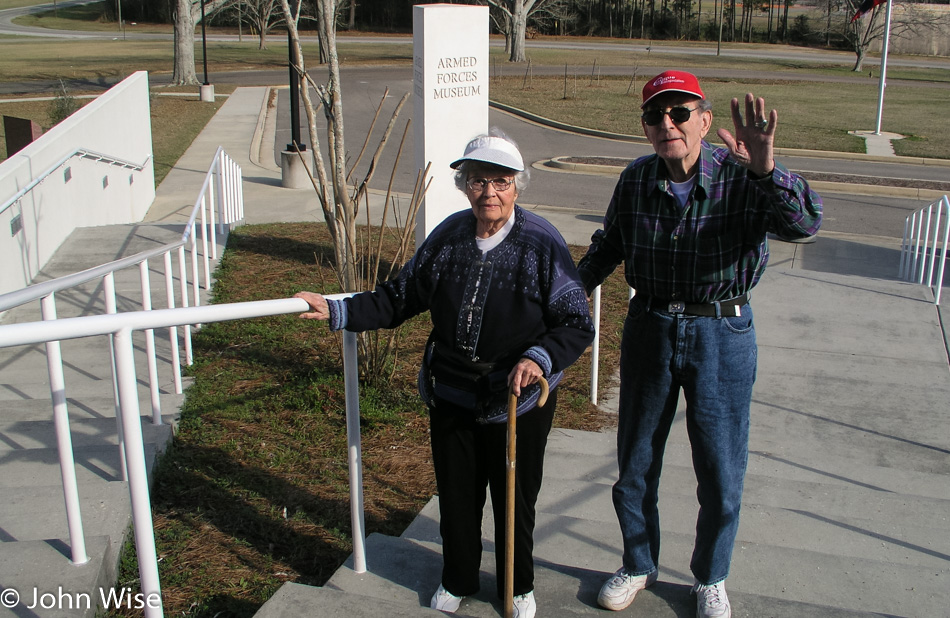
<box><xmin>287</xmin><ymin>29</ymin><xmax>305</xmax><ymax>152</ymax></box>
<box><xmin>200</xmin><ymin>0</ymin><xmax>209</xmax><ymax>85</ymax></box>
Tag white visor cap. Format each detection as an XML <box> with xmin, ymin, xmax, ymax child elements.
<box><xmin>449</xmin><ymin>136</ymin><xmax>525</xmax><ymax>172</ymax></box>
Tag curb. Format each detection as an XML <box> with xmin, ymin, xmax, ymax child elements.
<box><xmin>491</xmin><ymin>100</ymin><xmax>649</xmax><ymax>143</ymax></box>
<box><xmin>249</xmin><ymin>86</ymin><xmax>270</xmax><ymax>170</ymax></box>
<box><xmin>541</xmin><ymin>157</ymin><xmax>948</xmax><ymax>201</ymax></box>
<box><xmin>490</xmin><ymin>101</ymin><xmax>950</xmax><ymax>168</ymax></box>
<box><xmin>250</xmin><ymin>86</ymin><xmax>282</xmax><ymax>173</ymax></box>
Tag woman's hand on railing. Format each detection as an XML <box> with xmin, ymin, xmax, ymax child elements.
<box><xmin>294</xmin><ymin>291</ymin><xmax>330</xmax><ymax>320</ymax></box>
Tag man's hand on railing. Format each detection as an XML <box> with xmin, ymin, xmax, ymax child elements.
<box><xmin>294</xmin><ymin>291</ymin><xmax>330</xmax><ymax>320</ymax></box>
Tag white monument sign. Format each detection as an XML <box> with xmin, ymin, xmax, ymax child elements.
<box><xmin>413</xmin><ymin>3</ymin><xmax>490</xmax><ymax>247</ymax></box>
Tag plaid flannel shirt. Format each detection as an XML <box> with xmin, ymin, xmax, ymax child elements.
<box><xmin>577</xmin><ymin>140</ymin><xmax>823</xmax><ymax>303</ymax></box>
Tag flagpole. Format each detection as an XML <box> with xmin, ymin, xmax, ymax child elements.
<box><xmin>874</xmin><ymin>0</ymin><xmax>893</xmax><ymax>135</ymax></box>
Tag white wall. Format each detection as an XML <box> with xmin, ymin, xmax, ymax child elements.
<box><xmin>0</xmin><ymin>71</ymin><xmax>155</xmax><ymax>296</ymax></box>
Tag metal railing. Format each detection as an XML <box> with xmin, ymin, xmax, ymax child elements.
<box><xmin>0</xmin><ymin>147</ymin><xmax>243</xmax><ymax>570</ymax></box>
<box><xmin>0</xmin><ymin>148</ymin><xmax>151</xmax><ymax>216</ymax></box>
<box><xmin>588</xmin><ymin>284</ymin><xmax>635</xmax><ymax>406</ymax></box>
<box><xmin>899</xmin><ymin>195</ymin><xmax>949</xmax><ymax>305</ymax></box>
<box><xmin>0</xmin><ymin>297</ymin><xmax>365</xmax><ymax>618</ymax></box>
<box><xmin>0</xmin><ymin>146</ymin><xmax>371</xmax><ymax>618</ymax></box>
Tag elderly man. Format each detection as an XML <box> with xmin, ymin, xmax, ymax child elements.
<box><xmin>576</xmin><ymin>71</ymin><xmax>822</xmax><ymax>617</ymax></box>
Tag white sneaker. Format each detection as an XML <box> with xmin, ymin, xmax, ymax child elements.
<box><xmin>693</xmin><ymin>580</ymin><xmax>731</xmax><ymax>618</ymax></box>
<box><xmin>430</xmin><ymin>584</ymin><xmax>463</xmax><ymax>613</ymax></box>
<box><xmin>597</xmin><ymin>567</ymin><xmax>659</xmax><ymax>611</ymax></box>
<box><xmin>512</xmin><ymin>590</ymin><xmax>536</xmax><ymax>618</ymax></box>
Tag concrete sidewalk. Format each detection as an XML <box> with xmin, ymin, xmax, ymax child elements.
<box><xmin>1</xmin><ymin>85</ymin><xmax>947</xmax><ymax>617</ymax></box>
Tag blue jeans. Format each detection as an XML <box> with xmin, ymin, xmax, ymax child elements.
<box><xmin>614</xmin><ymin>296</ymin><xmax>756</xmax><ymax>585</ymax></box>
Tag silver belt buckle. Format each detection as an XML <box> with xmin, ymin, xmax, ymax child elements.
<box><xmin>668</xmin><ymin>301</ymin><xmax>685</xmax><ymax>313</ymax></box>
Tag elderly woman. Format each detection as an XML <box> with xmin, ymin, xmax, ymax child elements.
<box><xmin>294</xmin><ymin>130</ymin><xmax>593</xmax><ymax>618</ymax></box>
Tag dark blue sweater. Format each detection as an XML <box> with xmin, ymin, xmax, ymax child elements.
<box><xmin>327</xmin><ymin>205</ymin><xmax>595</xmax><ymax>422</ymax></box>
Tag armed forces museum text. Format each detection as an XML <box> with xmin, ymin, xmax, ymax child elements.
<box><xmin>433</xmin><ymin>56</ymin><xmax>482</xmax><ymax>99</ymax></box>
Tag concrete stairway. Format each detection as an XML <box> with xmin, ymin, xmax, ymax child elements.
<box><xmin>0</xmin><ymin>223</ymin><xmax>224</xmax><ymax>618</ymax></box>
<box><xmin>256</xmin><ymin>427</ymin><xmax>947</xmax><ymax>617</ymax></box>
<box><xmin>255</xmin><ymin>244</ymin><xmax>950</xmax><ymax>618</ymax></box>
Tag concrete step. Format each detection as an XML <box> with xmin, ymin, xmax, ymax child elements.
<box><xmin>0</xmin><ymin>442</ymin><xmax>162</xmax><ymax>488</ymax></box>
<box><xmin>308</xmin><ymin>529</ymin><xmax>898</xmax><ymax>618</ymax></box>
<box><xmin>38</xmin><ymin>224</ymin><xmax>191</xmax><ymax>273</ymax></box>
<box><xmin>0</xmin><ymin>393</ymin><xmax>185</xmax><ymax>422</ymax></box>
<box><xmin>256</xmin><ymin>583</ymin><xmax>447</xmax><ymax>617</ymax></box>
<box><xmin>0</xmin><ymin>374</ymin><xmax>184</xmax><ymax>402</ymax></box>
<box><xmin>4</xmin><ymin>273</ymin><xmax>192</xmax><ymax>319</ymax></box>
<box><xmin>543</xmin><ymin>429</ymin><xmax>950</xmax><ymax>519</ymax></box>
<box><xmin>0</xmin><ymin>338</ymin><xmax>187</xmax><ymax>405</ymax></box>
<box><xmin>4</xmin><ymin>222</ymin><xmax>221</xmax><ymax>315</ymax></box>
<box><xmin>0</xmin><ymin>535</ymin><xmax>115</xmax><ymax>618</ymax></box>
<box><xmin>400</xmin><ymin>461</ymin><xmax>950</xmax><ymax>578</ymax></box>
<box><xmin>0</xmin><ymin>414</ymin><xmax>177</xmax><ymax>450</ymax></box>
<box><xmin>1</xmin><ymin>222</ymin><xmax>226</xmax><ymax>334</ymax></box>
<box><xmin>0</xmin><ymin>482</ymin><xmax>132</xmax><ymax>544</ymax></box>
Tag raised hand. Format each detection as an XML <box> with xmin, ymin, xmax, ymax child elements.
<box><xmin>716</xmin><ymin>93</ymin><xmax>776</xmax><ymax>178</ymax></box>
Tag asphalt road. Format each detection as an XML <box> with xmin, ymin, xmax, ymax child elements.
<box><xmin>271</xmin><ymin>66</ymin><xmax>946</xmax><ymax>239</ymax></box>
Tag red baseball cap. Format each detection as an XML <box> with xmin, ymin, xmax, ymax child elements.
<box><xmin>641</xmin><ymin>71</ymin><xmax>705</xmax><ymax>108</ymax></box>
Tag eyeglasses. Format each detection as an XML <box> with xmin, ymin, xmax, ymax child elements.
<box><xmin>641</xmin><ymin>106</ymin><xmax>698</xmax><ymax>126</ymax></box>
<box><xmin>466</xmin><ymin>177</ymin><xmax>513</xmax><ymax>192</ymax></box>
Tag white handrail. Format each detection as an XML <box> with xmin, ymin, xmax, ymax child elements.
<box><xmin>899</xmin><ymin>195</ymin><xmax>949</xmax><ymax>305</ymax></box>
<box><xmin>40</xmin><ymin>294</ymin><xmax>89</xmax><ymax>566</ymax></box>
<box><xmin>0</xmin><ymin>149</ymin><xmax>244</xmax><ymax>569</ymax></box>
<box><xmin>0</xmin><ymin>241</ymin><xmax>184</xmax><ymax>313</ymax></box>
<box><xmin>589</xmin><ymin>285</ymin><xmax>636</xmax><ymax>406</ymax></box>
<box><xmin>0</xmin><ymin>294</ymin><xmax>366</xmax><ymax>617</ymax></box>
<box><xmin>0</xmin><ymin>149</ymin><xmax>150</xmax><ymax>216</ymax></box>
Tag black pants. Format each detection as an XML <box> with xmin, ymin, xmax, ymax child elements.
<box><xmin>429</xmin><ymin>391</ymin><xmax>557</xmax><ymax>599</ymax></box>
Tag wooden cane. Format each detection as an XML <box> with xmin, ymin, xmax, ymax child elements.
<box><xmin>504</xmin><ymin>376</ymin><xmax>549</xmax><ymax>618</ymax></box>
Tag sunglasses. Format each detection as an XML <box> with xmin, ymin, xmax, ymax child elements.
<box><xmin>641</xmin><ymin>106</ymin><xmax>698</xmax><ymax>126</ymax></box>
<box><xmin>467</xmin><ymin>177</ymin><xmax>513</xmax><ymax>192</ymax></box>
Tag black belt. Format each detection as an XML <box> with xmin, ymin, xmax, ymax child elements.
<box><xmin>645</xmin><ymin>293</ymin><xmax>750</xmax><ymax>318</ymax></box>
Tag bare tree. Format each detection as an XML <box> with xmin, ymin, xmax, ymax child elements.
<box><xmin>172</xmin><ymin>0</ymin><xmax>198</xmax><ymax>85</ymax></box>
<box><xmin>280</xmin><ymin>0</ymin><xmax>355</xmax><ymax>288</ymax></box>
<box><xmin>279</xmin><ymin>0</ymin><xmax>429</xmax><ymax>381</ymax></box>
<box><xmin>845</xmin><ymin>1</ymin><xmax>948</xmax><ymax>71</ymax></box>
<box><xmin>172</xmin><ymin>0</ymin><xmax>232</xmax><ymax>85</ymax></box>
<box><xmin>481</xmin><ymin>0</ymin><xmax>570</xmax><ymax>62</ymax></box>
<box><xmin>237</xmin><ymin>0</ymin><xmax>284</xmax><ymax>49</ymax></box>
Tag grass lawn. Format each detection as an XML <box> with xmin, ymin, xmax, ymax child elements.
<box><xmin>490</xmin><ymin>74</ymin><xmax>950</xmax><ymax>158</ymax></box>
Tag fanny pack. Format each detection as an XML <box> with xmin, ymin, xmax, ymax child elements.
<box><xmin>429</xmin><ymin>343</ymin><xmax>510</xmax><ymax>411</ymax></box>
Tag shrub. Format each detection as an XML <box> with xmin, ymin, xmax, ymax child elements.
<box><xmin>48</xmin><ymin>80</ymin><xmax>80</xmax><ymax>126</ymax></box>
